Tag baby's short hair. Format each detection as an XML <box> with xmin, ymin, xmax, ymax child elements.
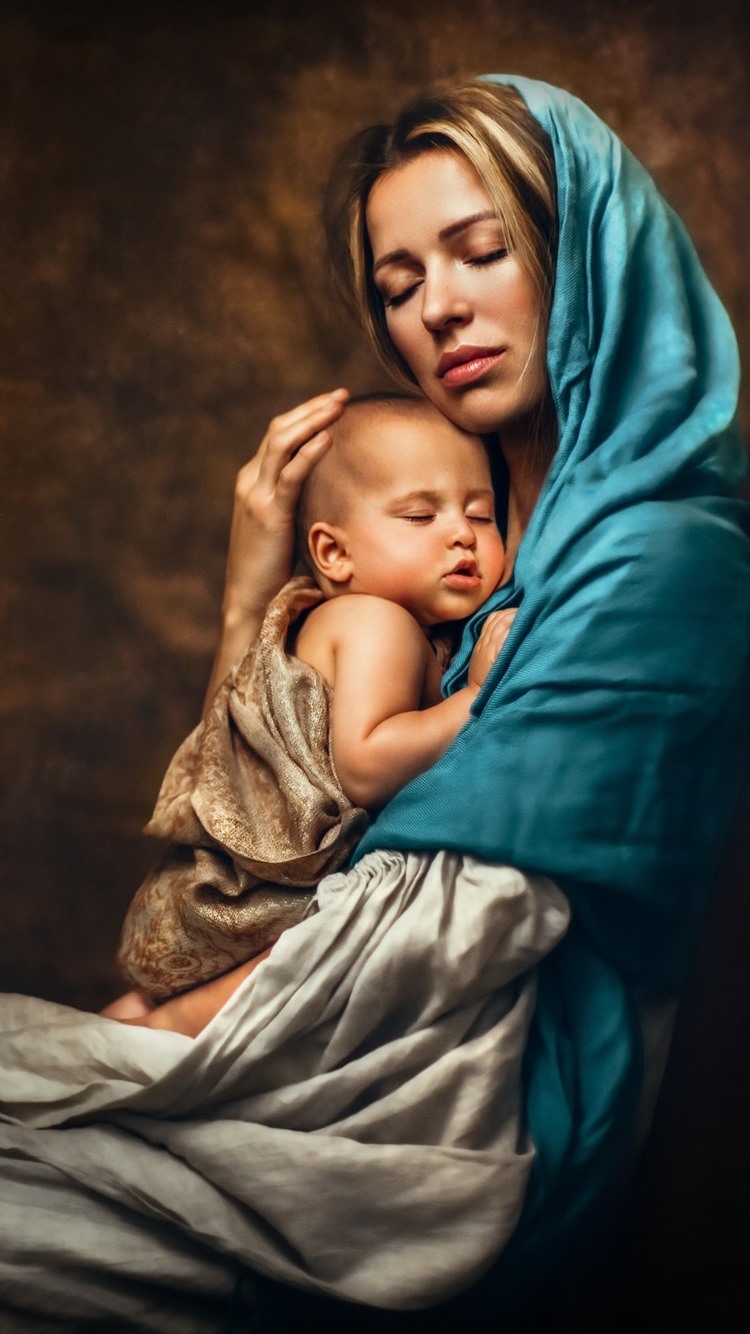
<box><xmin>295</xmin><ymin>393</ymin><xmax>446</xmax><ymax>567</ymax></box>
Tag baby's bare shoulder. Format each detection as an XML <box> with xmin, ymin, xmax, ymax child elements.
<box><xmin>318</xmin><ymin>594</ymin><xmax>425</xmax><ymax>635</ymax></box>
<box><xmin>296</xmin><ymin>595</ymin><xmax>432</xmax><ymax>692</ymax></box>
<box><xmin>300</xmin><ymin>595</ymin><xmax>427</xmax><ymax>656</ymax></box>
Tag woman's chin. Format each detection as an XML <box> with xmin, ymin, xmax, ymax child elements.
<box><xmin>421</xmin><ymin>375</ymin><xmax>549</xmax><ymax>443</ymax></box>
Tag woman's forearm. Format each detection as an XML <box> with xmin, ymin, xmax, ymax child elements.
<box><xmin>202</xmin><ymin>602</ymin><xmax>265</xmax><ymax>716</ymax></box>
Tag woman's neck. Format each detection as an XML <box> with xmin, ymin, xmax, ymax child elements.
<box><xmin>504</xmin><ymin>477</ymin><xmax>538</xmax><ymax>574</ymax></box>
<box><xmin>500</xmin><ymin>421</ymin><xmax>555</xmax><ymax>576</ymax></box>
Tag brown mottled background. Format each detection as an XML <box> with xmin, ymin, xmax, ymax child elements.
<box><xmin>1</xmin><ymin>0</ymin><xmax>748</xmax><ymax>1324</ymax></box>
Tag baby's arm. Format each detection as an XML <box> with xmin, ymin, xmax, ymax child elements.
<box><xmin>296</xmin><ymin>596</ymin><xmax>514</xmax><ymax>809</ymax></box>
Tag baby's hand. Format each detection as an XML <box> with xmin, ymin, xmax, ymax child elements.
<box><xmin>468</xmin><ymin>609</ymin><xmax>517</xmax><ymax>688</ymax></box>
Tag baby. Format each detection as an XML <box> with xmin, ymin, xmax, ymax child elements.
<box><xmin>106</xmin><ymin>395</ymin><xmax>512</xmax><ymax>1031</ymax></box>
<box><xmin>292</xmin><ymin>393</ymin><xmax>508</xmax><ymax>808</ymax></box>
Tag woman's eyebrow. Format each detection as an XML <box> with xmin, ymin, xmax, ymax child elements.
<box><xmin>372</xmin><ymin>211</ymin><xmax>499</xmax><ymax>275</ymax></box>
<box><xmin>438</xmin><ymin>210</ymin><xmax>498</xmax><ymax>242</ymax></box>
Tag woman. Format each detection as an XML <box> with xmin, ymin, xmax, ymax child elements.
<box><xmin>206</xmin><ymin>74</ymin><xmax>750</xmax><ymax>1316</ymax></box>
<box><xmin>0</xmin><ymin>75</ymin><xmax>748</xmax><ymax>1332</ymax></box>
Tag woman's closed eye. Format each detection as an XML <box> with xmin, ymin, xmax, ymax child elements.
<box><xmin>382</xmin><ymin>282</ymin><xmax>421</xmax><ymax>309</ymax></box>
<box><xmin>381</xmin><ymin>250</ymin><xmax>508</xmax><ymax>307</ymax></box>
<box><xmin>468</xmin><ymin>248</ymin><xmax>508</xmax><ymax>267</ymax></box>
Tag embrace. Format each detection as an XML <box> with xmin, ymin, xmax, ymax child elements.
<box><xmin>1</xmin><ymin>75</ymin><xmax>749</xmax><ymax>1333</ymax></box>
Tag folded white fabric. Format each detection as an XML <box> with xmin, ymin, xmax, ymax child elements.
<box><xmin>0</xmin><ymin>850</ymin><xmax>568</xmax><ymax>1327</ymax></box>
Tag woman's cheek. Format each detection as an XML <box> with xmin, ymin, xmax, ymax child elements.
<box><xmin>386</xmin><ymin>311</ymin><xmax>418</xmax><ymax>369</ymax></box>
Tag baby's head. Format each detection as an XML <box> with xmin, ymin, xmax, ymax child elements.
<box><xmin>297</xmin><ymin>395</ymin><xmax>505</xmax><ymax>628</ymax></box>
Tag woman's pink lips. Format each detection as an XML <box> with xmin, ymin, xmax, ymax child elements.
<box><xmin>438</xmin><ymin>348</ymin><xmax>505</xmax><ymax>389</ymax></box>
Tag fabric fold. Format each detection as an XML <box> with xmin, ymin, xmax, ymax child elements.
<box><xmin>352</xmin><ymin>73</ymin><xmax>750</xmax><ymax>1298</ymax></box>
<box><xmin>0</xmin><ymin>851</ymin><xmax>569</xmax><ymax>1322</ymax></box>
<box><xmin>118</xmin><ymin>576</ymin><xmax>369</xmax><ymax>998</ymax></box>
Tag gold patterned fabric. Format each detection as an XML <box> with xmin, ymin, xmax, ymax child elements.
<box><xmin>118</xmin><ymin>577</ymin><xmax>369</xmax><ymax>998</ymax></box>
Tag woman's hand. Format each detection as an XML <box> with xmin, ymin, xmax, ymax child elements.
<box><xmin>224</xmin><ymin>388</ymin><xmax>350</xmax><ymax>620</ymax></box>
<box><xmin>204</xmin><ymin>388</ymin><xmax>349</xmax><ymax>708</ymax></box>
<box><xmin>467</xmin><ymin>608</ymin><xmax>517</xmax><ymax>688</ymax></box>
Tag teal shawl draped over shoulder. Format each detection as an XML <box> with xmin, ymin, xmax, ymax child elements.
<box><xmin>354</xmin><ymin>77</ymin><xmax>750</xmax><ymax>1297</ymax></box>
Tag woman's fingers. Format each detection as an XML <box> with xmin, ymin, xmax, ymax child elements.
<box><xmin>273</xmin><ymin>428</ymin><xmax>334</xmax><ymax>497</ymax></box>
<box><xmin>271</xmin><ymin>387</ymin><xmax>349</xmax><ymax>438</ymax></box>
<box><xmin>218</xmin><ymin>391</ymin><xmax>350</xmax><ymax>632</ymax></box>
<box><xmin>254</xmin><ymin>389</ymin><xmax>349</xmax><ymax>492</ymax></box>
<box><xmin>232</xmin><ymin>389</ymin><xmax>349</xmax><ymax>537</ymax></box>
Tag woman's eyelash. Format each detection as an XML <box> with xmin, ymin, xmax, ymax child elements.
<box><xmin>382</xmin><ymin>249</ymin><xmax>508</xmax><ymax>306</ymax></box>
<box><xmin>469</xmin><ymin>248</ymin><xmax>508</xmax><ymax>266</ymax></box>
<box><xmin>383</xmin><ymin>285</ymin><xmax>419</xmax><ymax>309</ymax></box>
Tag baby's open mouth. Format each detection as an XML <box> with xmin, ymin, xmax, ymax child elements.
<box><xmin>444</xmin><ymin>562</ymin><xmax>481</xmax><ymax>588</ymax></box>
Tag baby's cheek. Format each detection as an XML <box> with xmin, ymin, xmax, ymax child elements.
<box><xmin>489</xmin><ymin>539</ymin><xmax>507</xmax><ymax>585</ymax></box>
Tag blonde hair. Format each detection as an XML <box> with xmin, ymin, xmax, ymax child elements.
<box><xmin>324</xmin><ymin>80</ymin><xmax>557</xmax><ymax>393</ymax></box>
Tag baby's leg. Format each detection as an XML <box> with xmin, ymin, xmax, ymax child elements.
<box><xmin>143</xmin><ymin>950</ymin><xmax>271</xmax><ymax>1036</ymax></box>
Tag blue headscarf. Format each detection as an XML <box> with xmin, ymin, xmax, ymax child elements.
<box><xmin>355</xmin><ymin>76</ymin><xmax>750</xmax><ymax>1297</ymax></box>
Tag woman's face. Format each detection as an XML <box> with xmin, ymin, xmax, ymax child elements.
<box><xmin>366</xmin><ymin>150</ymin><xmax>548</xmax><ymax>439</ymax></box>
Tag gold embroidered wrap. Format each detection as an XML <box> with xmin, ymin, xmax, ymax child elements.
<box><xmin>118</xmin><ymin>576</ymin><xmax>369</xmax><ymax>998</ymax></box>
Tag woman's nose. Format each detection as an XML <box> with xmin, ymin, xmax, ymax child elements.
<box><xmin>420</xmin><ymin>269</ymin><xmax>471</xmax><ymax>332</ymax></box>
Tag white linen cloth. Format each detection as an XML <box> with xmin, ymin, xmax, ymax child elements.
<box><xmin>0</xmin><ymin>849</ymin><xmax>568</xmax><ymax>1330</ymax></box>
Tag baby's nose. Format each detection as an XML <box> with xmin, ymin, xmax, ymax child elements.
<box><xmin>450</xmin><ymin>515</ymin><xmax>477</xmax><ymax>546</ymax></box>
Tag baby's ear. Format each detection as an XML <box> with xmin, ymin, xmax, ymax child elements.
<box><xmin>306</xmin><ymin>522</ymin><xmax>353</xmax><ymax>585</ymax></box>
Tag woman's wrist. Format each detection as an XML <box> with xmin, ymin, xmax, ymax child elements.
<box><xmin>221</xmin><ymin>529</ymin><xmax>295</xmax><ymax>625</ymax></box>
<box><xmin>220</xmin><ymin>596</ymin><xmax>265</xmax><ymax>640</ymax></box>
<box><xmin>203</xmin><ymin>614</ymin><xmax>259</xmax><ymax>715</ymax></box>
